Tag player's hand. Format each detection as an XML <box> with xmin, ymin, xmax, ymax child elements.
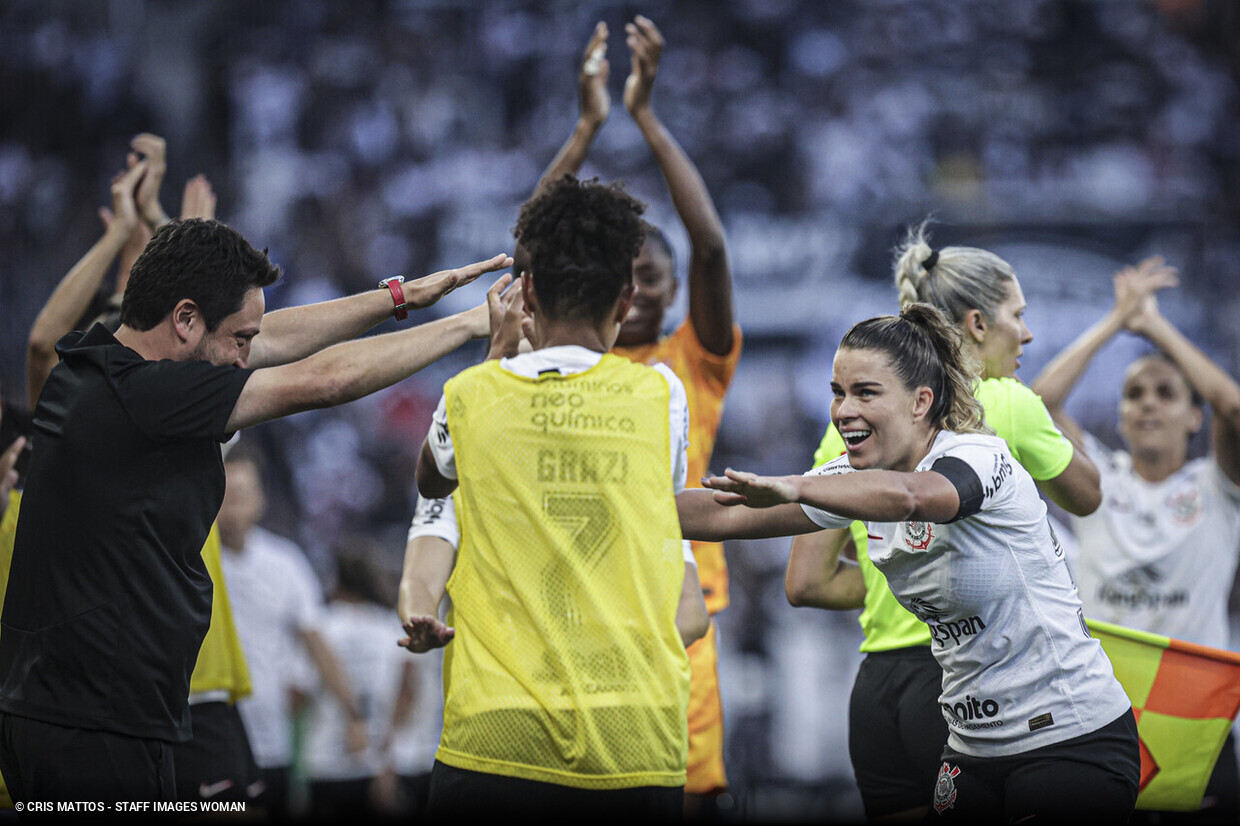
<box><xmin>487</xmin><ymin>276</ymin><xmax>531</xmax><ymax>359</ymax></box>
<box><xmin>129</xmin><ymin>133</ymin><xmax>170</xmax><ymax>228</ymax></box>
<box><xmin>101</xmin><ymin>160</ymin><xmax>148</xmax><ymax>236</ymax></box>
<box><xmin>403</xmin><ymin>253</ymin><xmax>513</xmax><ymax>311</ymax></box>
<box><xmin>398</xmin><ymin>615</ymin><xmax>455</xmax><ymax>653</ymax></box>
<box><xmin>179</xmin><ymin>174</ymin><xmax>217</xmax><ymax>220</ymax></box>
<box><xmin>702</xmin><ymin>468</ymin><xmax>799</xmax><ymax>508</ymax></box>
<box><xmin>1113</xmin><ymin>256</ymin><xmax>1177</xmax><ymax>336</ymax></box>
<box><xmin>579</xmin><ymin>21</ymin><xmax>611</xmax><ymax>128</ymax></box>
<box><xmin>623</xmin><ymin>15</ymin><xmax>663</xmax><ymax>115</ymax></box>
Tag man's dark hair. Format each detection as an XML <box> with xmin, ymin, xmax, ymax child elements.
<box><xmin>512</xmin><ymin>175</ymin><xmax>646</xmax><ymax>324</ymax></box>
<box><xmin>121</xmin><ymin>219</ymin><xmax>281</xmax><ymax>332</ymax></box>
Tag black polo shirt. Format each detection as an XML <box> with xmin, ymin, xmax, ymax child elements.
<box><xmin>0</xmin><ymin>324</ymin><xmax>252</xmax><ymax>742</ymax></box>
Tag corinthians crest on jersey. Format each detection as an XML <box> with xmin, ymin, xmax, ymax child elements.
<box><xmin>903</xmin><ymin>520</ymin><xmax>934</xmax><ymax>550</ymax></box>
<box><xmin>933</xmin><ymin>762</ymin><xmax>961</xmax><ymax>813</ymax></box>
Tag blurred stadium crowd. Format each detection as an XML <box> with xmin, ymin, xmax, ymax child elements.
<box><xmin>3</xmin><ymin>0</ymin><xmax>1239</xmax><ymax>817</ymax></box>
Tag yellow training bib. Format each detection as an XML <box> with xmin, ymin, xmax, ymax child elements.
<box><xmin>438</xmin><ymin>354</ymin><xmax>690</xmax><ymax>789</ymax></box>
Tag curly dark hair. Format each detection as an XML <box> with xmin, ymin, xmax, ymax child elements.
<box><xmin>512</xmin><ymin>175</ymin><xmax>646</xmax><ymax>324</ymax></box>
<box><xmin>121</xmin><ymin>219</ymin><xmax>281</xmax><ymax>332</ymax></box>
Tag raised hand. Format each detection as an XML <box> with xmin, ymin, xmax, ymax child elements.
<box><xmin>179</xmin><ymin>174</ymin><xmax>217</xmax><ymax>220</ymax></box>
<box><xmin>579</xmin><ymin>21</ymin><xmax>611</xmax><ymax>127</ymax></box>
<box><xmin>702</xmin><ymin>468</ymin><xmax>799</xmax><ymax>508</ymax></box>
<box><xmin>1112</xmin><ymin>256</ymin><xmax>1178</xmax><ymax>335</ymax></box>
<box><xmin>486</xmin><ymin>274</ymin><xmax>526</xmax><ymax>357</ymax></box>
<box><xmin>623</xmin><ymin>15</ymin><xmax>664</xmax><ymax>115</ymax></box>
<box><xmin>402</xmin><ymin>253</ymin><xmax>514</xmax><ymax>311</ymax></box>
<box><xmin>398</xmin><ymin>614</ymin><xmax>455</xmax><ymax>653</ymax></box>
<box><xmin>129</xmin><ymin>133</ymin><xmax>169</xmax><ymax>228</ymax></box>
<box><xmin>100</xmin><ymin>160</ymin><xmax>148</xmax><ymax>236</ymax></box>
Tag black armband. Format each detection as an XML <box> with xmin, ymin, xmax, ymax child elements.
<box><xmin>930</xmin><ymin>456</ymin><xmax>984</xmax><ymax>522</ymax></box>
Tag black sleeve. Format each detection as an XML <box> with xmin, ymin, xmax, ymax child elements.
<box><xmin>114</xmin><ymin>359</ymin><xmax>254</xmax><ymax>442</ymax></box>
<box><xmin>930</xmin><ymin>456</ymin><xmax>985</xmax><ymax>523</ymax></box>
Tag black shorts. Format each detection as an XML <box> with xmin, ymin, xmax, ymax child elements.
<box><xmin>848</xmin><ymin>645</ymin><xmax>947</xmax><ymax>818</ymax></box>
<box><xmin>929</xmin><ymin>709</ymin><xmax>1140</xmax><ymax>823</ymax></box>
<box><xmin>426</xmin><ymin>760</ymin><xmax>683</xmax><ymax>822</ymax></box>
<box><xmin>170</xmin><ymin>701</ymin><xmax>260</xmax><ymax>804</ymax></box>
<box><xmin>0</xmin><ymin>711</ymin><xmax>176</xmax><ymax>802</ymax></box>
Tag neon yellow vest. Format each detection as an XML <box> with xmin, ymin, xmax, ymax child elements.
<box><xmin>190</xmin><ymin>524</ymin><xmax>252</xmax><ymax>701</ymax></box>
<box><xmin>814</xmin><ymin>377</ymin><xmax>1076</xmax><ymax>653</ymax></box>
<box><xmin>438</xmin><ymin>355</ymin><xmax>690</xmax><ymax>789</ymax></box>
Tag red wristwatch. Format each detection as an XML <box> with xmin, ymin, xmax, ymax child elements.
<box><xmin>379</xmin><ymin>276</ymin><xmax>408</xmax><ymax>321</ymax></box>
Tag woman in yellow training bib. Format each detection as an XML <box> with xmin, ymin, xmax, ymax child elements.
<box><xmin>403</xmin><ymin>175</ymin><xmax>708</xmax><ymax>819</ymax></box>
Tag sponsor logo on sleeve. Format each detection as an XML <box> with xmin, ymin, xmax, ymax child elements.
<box><xmin>983</xmin><ymin>454</ymin><xmax>1013</xmax><ymax>499</ymax></box>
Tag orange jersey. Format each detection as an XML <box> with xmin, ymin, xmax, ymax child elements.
<box><xmin>614</xmin><ymin>321</ymin><xmax>742</xmax><ymax>614</ymax></box>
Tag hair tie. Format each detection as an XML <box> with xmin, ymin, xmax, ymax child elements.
<box><xmin>921</xmin><ymin>250</ymin><xmax>939</xmax><ymax>272</ymax></box>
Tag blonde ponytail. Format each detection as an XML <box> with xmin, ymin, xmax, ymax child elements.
<box><xmin>891</xmin><ymin>219</ymin><xmax>1016</xmax><ymax>328</ymax></box>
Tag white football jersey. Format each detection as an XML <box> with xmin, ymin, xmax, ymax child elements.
<box><xmin>1071</xmin><ymin>432</ymin><xmax>1240</xmax><ymax>650</ymax></box>
<box><xmin>801</xmin><ymin>430</ymin><xmax>1131</xmax><ymax>758</ymax></box>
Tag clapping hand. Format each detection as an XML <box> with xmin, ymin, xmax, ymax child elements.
<box><xmin>1113</xmin><ymin>255</ymin><xmax>1178</xmax><ymax>336</ymax></box>
<box><xmin>129</xmin><ymin>133</ymin><xmax>169</xmax><ymax>228</ymax></box>
<box><xmin>623</xmin><ymin>15</ymin><xmax>664</xmax><ymax>116</ymax></box>
<box><xmin>579</xmin><ymin>21</ymin><xmax>611</xmax><ymax>127</ymax></box>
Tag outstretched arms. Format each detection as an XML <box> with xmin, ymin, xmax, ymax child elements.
<box><xmin>247</xmin><ymin>262</ymin><xmax>511</xmax><ymax>370</ymax></box>
<box><xmin>624</xmin><ymin>16</ymin><xmax>734</xmax><ymax>355</ymax></box>
<box><xmin>226</xmin><ymin>256</ymin><xmax>512</xmax><ymax>432</ymax></box>
<box><xmin>679</xmin><ymin>467</ymin><xmax>962</xmax><ymax>543</ymax></box>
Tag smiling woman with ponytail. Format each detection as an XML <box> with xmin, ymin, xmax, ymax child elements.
<box><xmin>676</xmin><ymin>304</ymin><xmax>1138</xmax><ymax>823</ymax></box>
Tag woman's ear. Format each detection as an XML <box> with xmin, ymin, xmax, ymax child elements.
<box><xmin>912</xmin><ymin>386</ymin><xmax>935</xmax><ymax>422</ymax></box>
<box><xmin>614</xmin><ymin>283</ymin><xmax>636</xmax><ymax>324</ymax></box>
<box><xmin>520</xmin><ymin>271</ymin><xmax>539</xmax><ymax>316</ymax></box>
<box><xmin>1187</xmin><ymin>403</ymin><xmax>1204</xmax><ymax>436</ymax></box>
<box><xmin>964</xmin><ymin>309</ymin><xmax>986</xmax><ymax>344</ymax></box>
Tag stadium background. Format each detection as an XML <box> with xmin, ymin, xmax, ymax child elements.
<box><xmin>2</xmin><ymin>0</ymin><xmax>1238</xmax><ymax>818</ymax></box>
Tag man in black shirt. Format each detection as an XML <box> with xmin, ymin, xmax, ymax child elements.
<box><xmin>0</xmin><ymin>218</ymin><xmax>510</xmax><ymax>802</ymax></box>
